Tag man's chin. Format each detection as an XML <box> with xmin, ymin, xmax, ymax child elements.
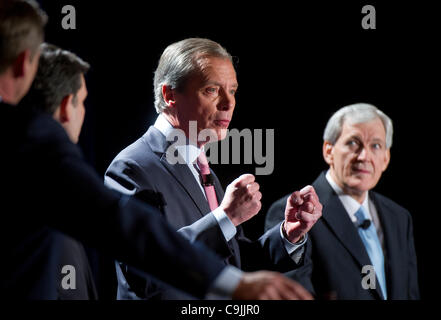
<box><xmin>346</xmin><ymin>178</ymin><xmax>375</xmax><ymax>194</ymax></box>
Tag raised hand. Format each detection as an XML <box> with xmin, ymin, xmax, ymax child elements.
<box><xmin>283</xmin><ymin>185</ymin><xmax>322</xmax><ymax>243</ymax></box>
<box><xmin>220</xmin><ymin>174</ymin><xmax>262</xmax><ymax>226</ymax></box>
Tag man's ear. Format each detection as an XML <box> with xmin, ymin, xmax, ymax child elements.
<box><xmin>12</xmin><ymin>50</ymin><xmax>31</xmax><ymax>78</ymax></box>
<box><xmin>323</xmin><ymin>141</ymin><xmax>334</xmax><ymax>166</ymax></box>
<box><xmin>162</xmin><ymin>85</ymin><xmax>176</xmax><ymax>108</ymax></box>
<box><xmin>382</xmin><ymin>148</ymin><xmax>391</xmax><ymax>172</ymax></box>
<box><xmin>58</xmin><ymin>94</ymin><xmax>74</xmax><ymax>124</ymax></box>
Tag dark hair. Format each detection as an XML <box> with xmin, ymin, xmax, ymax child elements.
<box><xmin>0</xmin><ymin>0</ymin><xmax>47</xmax><ymax>73</ymax></box>
<box><xmin>19</xmin><ymin>43</ymin><xmax>90</xmax><ymax>115</ymax></box>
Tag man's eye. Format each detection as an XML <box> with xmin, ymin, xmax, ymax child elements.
<box><xmin>372</xmin><ymin>143</ymin><xmax>382</xmax><ymax>150</ymax></box>
<box><xmin>206</xmin><ymin>87</ymin><xmax>218</xmax><ymax>94</ymax></box>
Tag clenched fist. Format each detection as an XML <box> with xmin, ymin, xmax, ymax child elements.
<box><xmin>220</xmin><ymin>174</ymin><xmax>262</xmax><ymax>226</ymax></box>
<box><xmin>283</xmin><ymin>185</ymin><xmax>322</xmax><ymax>243</ymax></box>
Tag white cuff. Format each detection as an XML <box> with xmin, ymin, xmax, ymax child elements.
<box><xmin>212</xmin><ymin>207</ymin><xmax>237</xmax><ymax>242</ymax></box>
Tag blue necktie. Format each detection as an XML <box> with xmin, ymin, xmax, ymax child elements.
<box><xmin>355</xmin><ymin>206</ymin><xmax>387</xmax><ymax>299</ymax></box>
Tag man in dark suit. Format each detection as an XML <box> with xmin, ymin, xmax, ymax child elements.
<box><xmin>105</xmin><ymin>38</ymin><xmax>322</xmax><ymax>299</ymax></box>
<box><xmin>17</xmin><ymin>42</ymin><xmax>97</xmax><ymax>299</ymax></box>
<box><xmin>0</xmin><ymin>0</ymin><xmax>312</xmax><ymax>300</ymax></box>
<box><xmin>265</xmin><ymin>103</ymin><xmax>419</xmax><ymax>300</ymax></box>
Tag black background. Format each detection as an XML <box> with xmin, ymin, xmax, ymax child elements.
<box><xmin>37</xmin><ymin>0</ymin><xmax>439</xmax><ymax>300</ymax></box>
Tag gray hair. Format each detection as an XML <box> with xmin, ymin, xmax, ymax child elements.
<box><xmin>323</xmin><ymin>103</ymin><xmax>393</xmax><ymax>148</ymax></box>
<box><xmin>153</xmin><ymin>38</ymin><xmax>232</xmax><ymax>113</ymax></box>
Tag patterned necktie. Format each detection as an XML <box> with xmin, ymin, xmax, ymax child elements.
<box><xmin>197</xmin><ymin>151</ymin><xmax>219</xmax><ymax>211</ymax></box>
<box><xmin>355</xmin><ymin>205</ymin><xmax>387</xmax><ymax>299</ymax></box>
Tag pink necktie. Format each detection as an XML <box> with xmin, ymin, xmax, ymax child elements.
<box><xmin>197</xmin><ymin>151</ymin><xmax>219</xmax><ymax>211</ymax></box>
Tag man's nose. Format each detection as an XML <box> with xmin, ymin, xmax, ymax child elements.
<box><xmin>357</xmin><ymin>147</ymin><xmax>370</xmax><ymax>161</ymax></box>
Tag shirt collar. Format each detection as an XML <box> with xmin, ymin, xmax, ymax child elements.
<box><xmin>153</xmin><ymin>113</ymin><xmax>202</xmax><ymax>165</ymax></box>
<box><xmin>325</xmin><ymin>170</ymin><xmax>371</xmax><ymax>222</ymax></box>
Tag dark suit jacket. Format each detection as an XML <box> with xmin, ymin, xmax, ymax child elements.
<box><xmin>264</xmin><ymin>171</ymin><xmax>420</xmax><ymax>300</ymax></box>
<box><xmin>105</xmin><ymin>126</ymin><xmax>301</xmax><ymax>299</ymax></box>
<box><xmin>55</xmin><ymin>232</ymin><xmax>98</xmax><ymax>299</ymax></box>
<box><xmin>1</xmin><ymin>102</ymin><xmax>228</xmax><ymax>299</ymax></box>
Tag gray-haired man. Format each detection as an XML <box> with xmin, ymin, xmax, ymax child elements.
<box><xmin>105</xmin><ymin>38</ymin><xmax>322</xmax><ymax>299</ymax></box>
<box><xmin>265</xmin><ymin>103</ymin><xmax>419</xmax><ymax>300</ymax></box>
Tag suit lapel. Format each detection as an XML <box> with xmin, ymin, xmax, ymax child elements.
<box><xmin>144</xmin><ymin>127</ymin><xmax>211</xmax><ymax>217</ymax></box>
<box><xmin>321</xmin><ymin>194</ymin><xmax>373</xmax><ymax>269</ymax></box>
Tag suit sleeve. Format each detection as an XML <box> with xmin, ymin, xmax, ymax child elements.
<box><xmin>25</xmin><ymin>122</ymin><xmax>226</xmax><ymax>299</ymax></box>
<box><xmin>178</xmin><ymin>213</ymin><xmax>236</xmax><ymax>260</ymax></box>
<box><xmin>105</xmin><ymin>158</ymin><xmax>235</xmax><ymax>261</ymax></box>
<box><xmin>283</xmin><ymin>237</ymin><xmax>315</xmax><ymax>296</ymax></box>
<box><xmin>257</xmin><ymin>197</ymin><xmax>315</xmax><ymax>293</ymax></box>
